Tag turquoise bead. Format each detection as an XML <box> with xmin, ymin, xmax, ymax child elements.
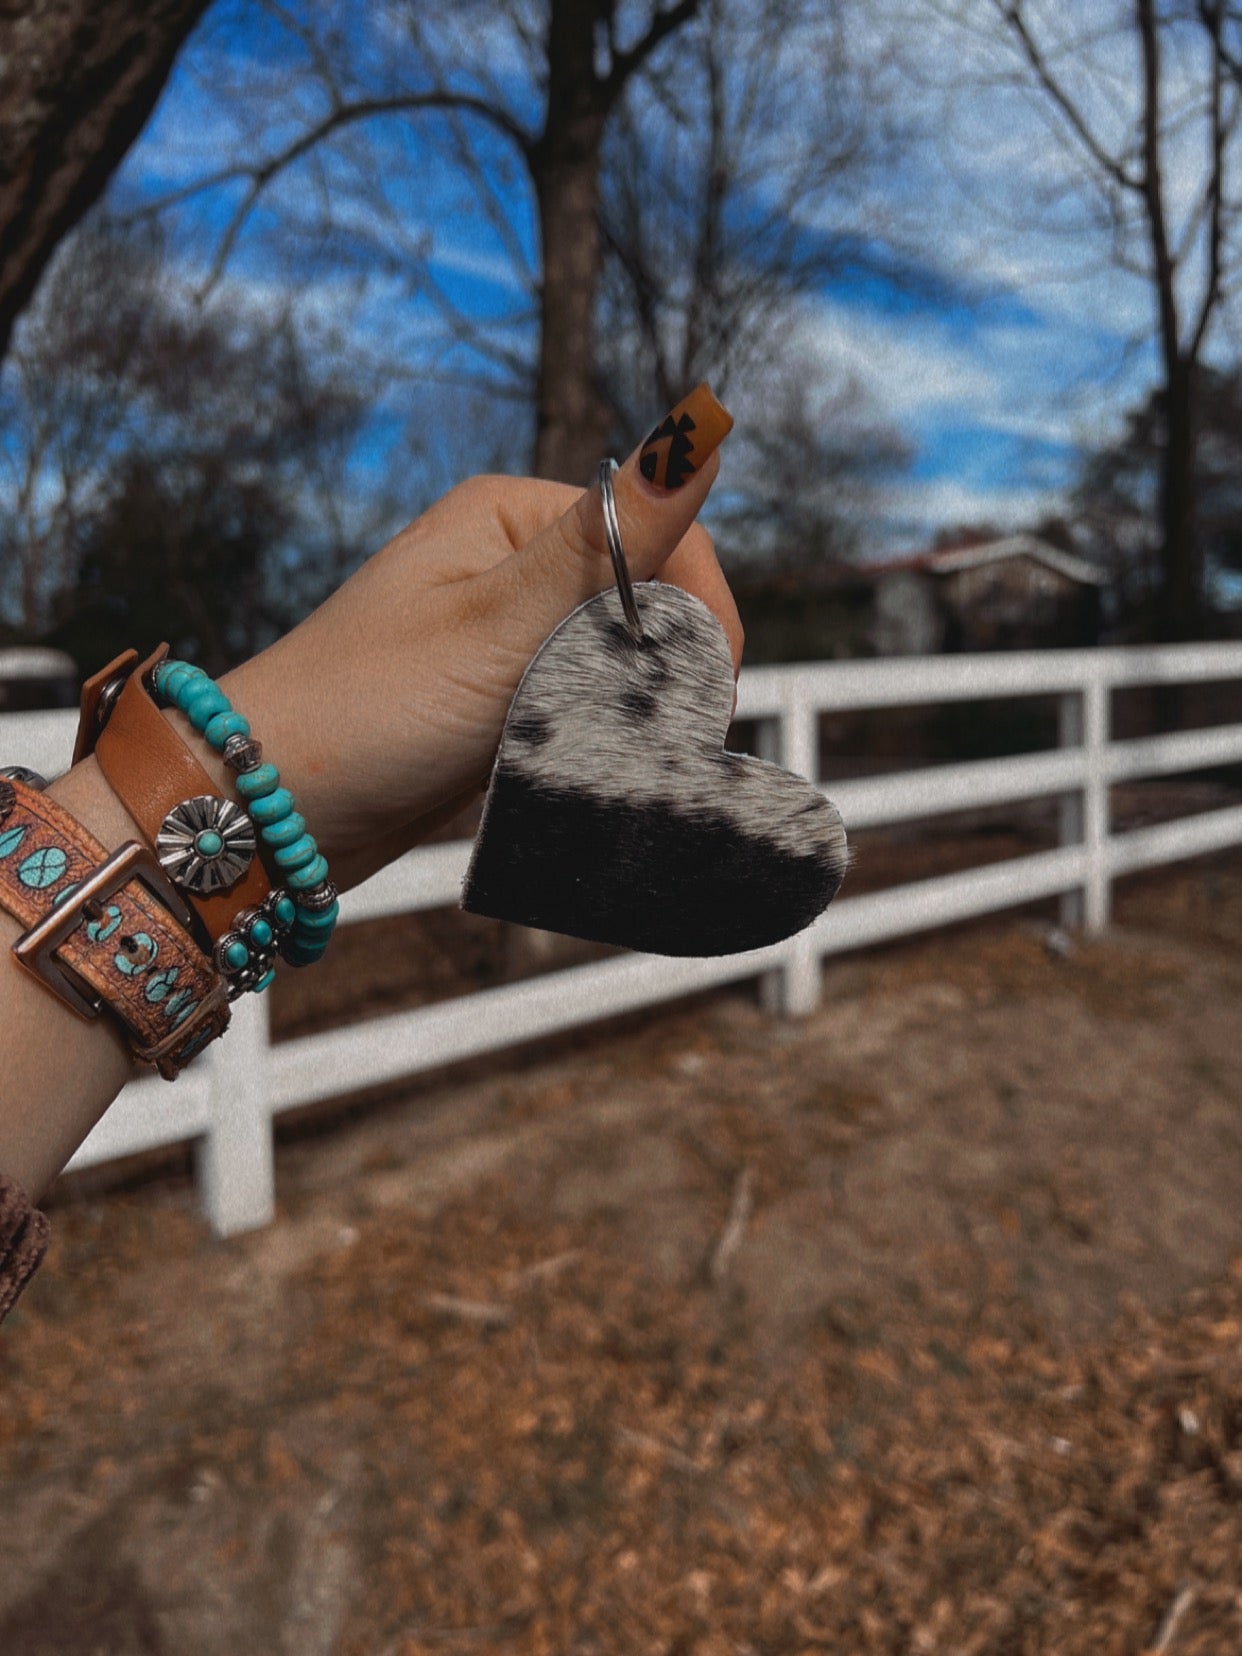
<box><xmin>204</xmin><ymin>710</ymin><xmax>250</xmax><ymax>749</ymax></box>
<box><xmin>261</xmin><ymin>811</ymin><xmax>306</xmax><ymax>849</ymax></box>
<box><xmin>248</xmin><ymin>917</ymin><xmax>274</xmax><ymax>949</ymax></box>
<box><xmin>254</xmin><ymin>967</ymin><xmax>277</xmax><ymax>993</ymax></box>
<box><xmin>194</xmin><ymin>829</ymin><xmax>224</xmax><ymax>857</ymax></box>
<box><xmin>160</xmin><ymin>657</ymin><xmax>202</xmax><ymax>681</ymax></box>
<box><xmin>292</xmin><ymin>898</ymin><xmax>339</xmax><ymax>931</ymax></box>
<box><xmin>286</xmin><ymin>854</ymin><xmax>329</xmax><ymax>891</ymax></box>
<box><xmin>273</xmin><ymin>833</ymin><xmax>318</xmax><ymax>873</ymax></box>
<box><xmin>249</xmin><ymin>787</ymin><xmax>295</xmax><ymax>826</ymax></box>
<box><xmin>283</xmin><ymin>938</ymin><xmax>327</xmax><ymax>966</ymax></box>
<box><xmin>236</xmin><ymin>763</ymin><xmax>280</xmax><ymax>801</ymax></box>
<box><xmin>185</xmin><ymin>685</ymin><xmax>230</xmax><ymax>731</ymax></box>
<box><xmin>142</xmin><ymin>659</ymin><xmax>338</xmax><ymax>976</ymax></box>
<box><xmin>159</xmin><ymin>666</ymin><xmax>201</xmax><ymax>702</ymax></box>
<box><xmin>167</xmin><ymin>667</ymin><xmax>208</xmax><ymax>701</ymax></box>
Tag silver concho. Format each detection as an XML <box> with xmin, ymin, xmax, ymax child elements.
<box><xmin>156</xmin><ymin>794</ymin><xmax>255</xmax><ymax>894</ymax></box>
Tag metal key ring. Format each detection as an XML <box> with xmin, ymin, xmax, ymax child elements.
<box><xmin>599</xmin><ymin>458</ymin><xmax>644</xmax><ymax>642</ymax></box>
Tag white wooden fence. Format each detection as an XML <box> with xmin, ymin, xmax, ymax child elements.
<box><xmin>6</xmin><ymin>641</ymin><xmax>1242</xmax><ymax>1236</ymax></box>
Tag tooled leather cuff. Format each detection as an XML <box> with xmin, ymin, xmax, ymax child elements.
<box><xmin>1</xmin><ymin>776</ymin><xmax>231</xmax><ymax>1078</ymax></box>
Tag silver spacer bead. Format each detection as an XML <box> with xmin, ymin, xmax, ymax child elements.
<box><xmin>222</xmin><ymin>734</ymin><xmax>263</xmax><ymax>772</ymax></box>
<box><xmin>297</xmin><ymin>879</ymin><xmax>338</xmax><ymax>913</ymax></box>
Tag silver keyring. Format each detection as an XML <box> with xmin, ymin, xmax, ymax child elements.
<box><xmin>599</xmin><ymin>458</ymin><xmax>644</xmax><ymax>641</ymax></box>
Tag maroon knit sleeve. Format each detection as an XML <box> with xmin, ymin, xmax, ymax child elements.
<box><xmin>0</xmin><ymin>1172</ymin><xmax>50</xmax><ymax>1326</ymax></box>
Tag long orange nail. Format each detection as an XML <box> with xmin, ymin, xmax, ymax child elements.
<box><xmin>637</xmin><ymin>382</ymin><xmax>733</xmax><ymax>491</ymax></box>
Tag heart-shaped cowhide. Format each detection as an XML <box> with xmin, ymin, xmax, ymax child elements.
<box><xmin>460</xmin><ymin>581</ymin><xmax>848</xmax><ymax>956</ymax></box>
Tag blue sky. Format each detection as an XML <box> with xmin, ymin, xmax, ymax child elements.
<box><xmin>88</xmin><ymin>0</ymin><xmax>1242</xmax><ymax>571</ymax></box>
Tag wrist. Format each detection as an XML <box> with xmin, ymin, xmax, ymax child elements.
<box><xmin>0</xmin><ymin>759</ymin><xmax>147</xmax><ymax>1199</ymax></box>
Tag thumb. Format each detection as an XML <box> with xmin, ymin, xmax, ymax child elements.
<box><xmin>492</xmin><ymin>383</ymin><xmax>734</xmax><ymax>647</ymax></box>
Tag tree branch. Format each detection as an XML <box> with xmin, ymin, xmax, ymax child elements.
<box><xmin>605</xmin><ymin>0</ymin><xmax>702</xmax><ymax>103</ymax></box>
<box><xmin>992</xmin><ymin>0</ymin><xmax>1142</xmax><ymax>196</ymax></box>
<box><xmin>1191</xmin><ymin>0</ymin><xmax>1229</xmax><ymax>361</ymax></box>
<box><xmin>123</xmin><ymin>89</ymin><xmax>537</xmax><ymax>297</ymax></box>
<box><xmin>1136</xmin><ymin>0</ymin><xmax>1181</xmax><ymax>373</ymax></box>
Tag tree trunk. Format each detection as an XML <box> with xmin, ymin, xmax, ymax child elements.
<box><xmin>513</xmin><ymin>3</ymin><xmax>614</xmax><ymax>976</ymax></box>
<box><xmin>0</xmin><ymin>0</ymin><xmax>210</xmax><ymax>366</ymax></box>
<box><xmin>1157</xmin><ymin>361</ymin><xmax>1204</xmax><ymax>643</ymax></box>
<box><xmin>530</xmin><ymin>0</ymin><xmax>613</xmax><ymax>485</ymax></box>
<box><xmin>532</xmin><ymin>130</ymin><xmax>613</xmax><ymax>484</ymax></box>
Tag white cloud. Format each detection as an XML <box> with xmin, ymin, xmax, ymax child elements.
<box><xmin>869</xmin><ymin>475</ymin><xmax>1066</xmax><ymax>556</ymax></box>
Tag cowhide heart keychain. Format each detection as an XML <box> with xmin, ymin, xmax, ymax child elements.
<box><xmin>460</xmin><ymin>461</ymin><xmax>849</xmax><ymax>957</ymax></box>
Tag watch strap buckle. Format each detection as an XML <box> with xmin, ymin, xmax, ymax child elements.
<box><xmin>13</xmin><ymin>840</ymin><xmax>197</xmax><ymax>1019</ymax></box>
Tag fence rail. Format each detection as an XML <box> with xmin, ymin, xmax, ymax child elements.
<box><xmin>5</xmin><ymin>641</ymin><xmax>1242</xmax><ymax>1236</ymax></box>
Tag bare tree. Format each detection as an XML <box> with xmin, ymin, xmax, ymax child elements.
<box><xmin>126</xmin><ymin>0</ymin><xmax>708</xmax><ymax>486</ymax></box>
<box><xmin>0</xmin><ymin>220</ymin><xmax>369</xmax><ymax>668</ymax></box>
<box><xmin>597</xmin><ymin>0</ymin><xmax>898</xmax><ymax>417</ymax></box>
<box><xmin>908</xmin><ymin>0</ymin><xmax>1242</xmax><ymax>642</ymax></box>
<box><xmin>0</xmin><ymin>0</ymin><xmax>210</xmax><ymax>366</ymax></box>
<box><xmin>711</xmin><ymin>361</ymin><xmax>911</xmax><ymax>580</ymax></box>
<box><xmin>595</xmin><ymin>0</ymin><xmax>912</xmax><ymax>571</ymax></box>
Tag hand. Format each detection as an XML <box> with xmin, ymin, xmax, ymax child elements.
<box><xmin>217</xmin><ymin>391</ymin><xmax>741</xmax><ymax>893</ymax></box>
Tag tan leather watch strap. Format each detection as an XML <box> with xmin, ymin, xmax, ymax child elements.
<box><xmin>0</xmin><ymin>777</ymin><xmax>231</xmax><ymax>1079</ymax></box>
<box><xmin>73</xmin><ymin>643</ymin><xmax>274</xmax><ymax>947</ymax></box>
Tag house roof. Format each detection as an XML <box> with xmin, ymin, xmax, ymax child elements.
<box><xmin>0</xmin><ymin>647</ymin><xmax>78</xmax><ymax>682</ymax></box>
<box><xmin>876</xmin><ymin>534</ymin><xmax>1110</xmax><ymax>587</ymax></box>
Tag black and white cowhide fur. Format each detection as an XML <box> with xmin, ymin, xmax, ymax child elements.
<box><xmin>460</xmin><ymin>580</ymin><xmax>849</xmax><ymax>957</ymax></box>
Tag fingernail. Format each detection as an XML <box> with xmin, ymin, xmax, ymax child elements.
<box><xmin>637</xmin><ymin>383</ymin><xmax>733</xmax><ymax>491</ymax></box>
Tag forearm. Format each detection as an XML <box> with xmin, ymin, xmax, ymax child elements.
<box><xmin>0</xmin><ymin>652</ymin><xmax>435</xmax><ymax>1205</ymax></box>
<box><xmin>0</xmin><ymin>661</ymin><xmax>292</xmax><ymax>1203</ymax></box>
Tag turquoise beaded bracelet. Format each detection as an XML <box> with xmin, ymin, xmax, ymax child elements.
<box><xmin>149</xmin><ymin>660</ymin><xmax>340</xmax><ymax>992</ymax></box>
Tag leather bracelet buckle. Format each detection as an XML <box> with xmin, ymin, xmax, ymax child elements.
<box><xmin>12</xmin><ymin>840</ymin><xmax>197</xmax><ymax>1020</ymax></box>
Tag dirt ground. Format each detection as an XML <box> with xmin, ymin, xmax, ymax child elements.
<box><xmin>2</xmin><ymin>844</ymin><xmax>1242</xmax><ymax>1655</ymax></box>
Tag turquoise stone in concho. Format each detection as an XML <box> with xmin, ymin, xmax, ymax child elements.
<box><xmin>248</xmin><ymin>917</ymin><xmax>274</xmax><ymax>949</ymax></box>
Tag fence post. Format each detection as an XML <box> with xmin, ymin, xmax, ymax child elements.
<box><xmin>1058</xmin><ymin>669</ymin><xmax>1111</xmax><ymax>934</ymax></box>
<box><xmin>757</xmin><ymin>684</ymin><xmax>822</xmax><ymax>1019</ymax></box>
<box><xmin>1058</xmin><ymin>689</ymin><xmax>1085</xmax><ymax>931</ymax></box>
<box><xmin>195</xmin><ymin>989</ymin><xmax>275</xmax><ymax>1237</ymax></box>
<box><xmin>1083</xmin><ymin>668</ymin><xmax>1111</xmax><ymax>933</ymax></box>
